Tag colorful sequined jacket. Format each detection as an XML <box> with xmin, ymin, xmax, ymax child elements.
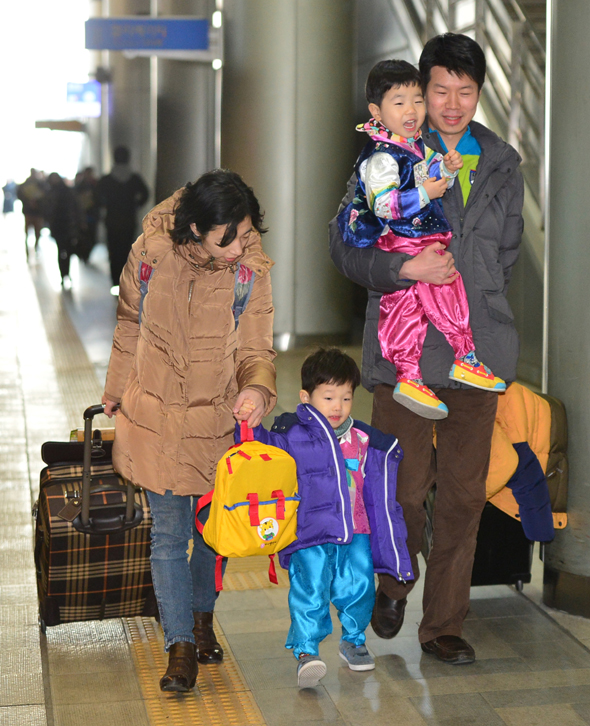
<box><xmin>248</xmin><ymin>404</ymin><xmax>414</xmax><ymax>582</ymax></box>
<box><xmin>338</xmin><ymin>120</ymin><xmax>453</xmax><ymax>248</ymax></box>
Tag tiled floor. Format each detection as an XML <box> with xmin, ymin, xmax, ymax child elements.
<box><xmin>2</xmin><ymin>212</ymin><xmax>590</xmax><ymax>725</ymax></box>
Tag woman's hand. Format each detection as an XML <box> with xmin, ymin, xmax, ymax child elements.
<box><xmin>102</xmin><ymin>394</ymin><xmax>120</xmax><ymax>419</ymax></box>
<box><xmin>233</xmin><ymin>388</ymin><xmax>266</xmax><ymax>428</ymax></box>
<box><xmin>399</xmin><ymin>242</ymin><xmax>459</xmax><ymax>285</ymax></box>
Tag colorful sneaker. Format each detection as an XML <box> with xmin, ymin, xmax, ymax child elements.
<box><xmin>339</xmin><ymin>641</ymin><xmax>375</xmax><ymax>672</ymax></box>
<box><xmin>449</xmin><ymin>351</ymin><xmax>506</xmax><ymax>392</ymax></box>
<box><xmin>393</xmin><ymin>379</ymin><xmax>449</xmax><ymax>420</ymax></box>
<box><xmin>297</xmin><ymin>654</ymin><xmax>327</xmax><ymax>688</ymax></box>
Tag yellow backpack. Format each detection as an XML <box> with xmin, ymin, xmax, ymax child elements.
<box><xmin>196</xmin><ymin>423</ymin><xmax>299</xmax><ymax>587</ymax></box>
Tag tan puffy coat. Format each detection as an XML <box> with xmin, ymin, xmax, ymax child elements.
<box><xmin>104</xmin><ymin>191</ymin><xmax>277</xmax><ymax>496</ymax></box>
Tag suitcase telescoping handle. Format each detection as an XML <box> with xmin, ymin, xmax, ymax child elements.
<box><xmin>79</xmin><ymin>403</ymin><xmax>138</xmax><ymax>533</ymax></box>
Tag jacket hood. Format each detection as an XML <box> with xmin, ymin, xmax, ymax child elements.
<box><xmin>271</xmin><ymin>407</ymin><xmax>399</xmax><ymax>452</ymax></box>
<box><xmin>140</xmin><ymin>189</ymin><xmax>274</xmax><ymax>277</ymax></box>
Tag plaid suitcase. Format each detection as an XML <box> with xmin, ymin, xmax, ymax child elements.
<box><xmin>34</xmin><ymin>404</ymin><xmax>157</xmax><ymax>629</ymax></box>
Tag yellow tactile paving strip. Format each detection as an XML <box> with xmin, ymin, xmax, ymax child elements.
<box><xmin>222</xmin><ymin>556</ymin><xmax>290</xmax><ymax>591</ymax></box>
<box><xmin>123</xmin><ymin>558</ymin><xmax>288</xmax><ymax>725</ymax></box>
<box><xmin>32</xmin><ymin>261</ymin><xmax>282</xmax><ymax>725</ymax></box>
<box><xmin>124</xmin><ymin>617</ymin><xmax>265</xmax><ymax>726</ymax></box>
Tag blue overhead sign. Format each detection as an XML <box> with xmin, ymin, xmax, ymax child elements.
<box><xmin>85</xmin><ymin>17</ymin><xmax>209</xmax><ymax>51</ymax></box>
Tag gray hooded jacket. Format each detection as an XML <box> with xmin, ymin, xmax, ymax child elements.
<box><xmin>329</xmin><ymin>121</ymin><xmax>524</xmax><ymax>391</ymax></box>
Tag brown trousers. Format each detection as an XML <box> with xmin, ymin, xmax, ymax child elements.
<box><xmin>371</xmin><ymin>385</ymin><xmax>498</xmax><ymax>643</ymax></box>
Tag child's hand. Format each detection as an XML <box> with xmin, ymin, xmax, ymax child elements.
<box><xmin>443</xmin><ymin>149</ymin><xmax>463</xmax><ymax>172</ymax></box>
<box><xmin>233</xmin><ymin>388</ymin><xmax>266</xmax><ymax>428</ymax></box>
<box><xmin>236</xmin><ymin>399</ymin><xmax>256</xmax><ymax>417</ymax></box>
<box><xmin>422</xmin><ymin>177</ymin><xmax>448</xmax><ymax>200</ymax></box>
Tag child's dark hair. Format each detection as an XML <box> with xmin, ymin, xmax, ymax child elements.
<box><xmin>419</xmin><ymin>33</ymin><xmax>486</xmax><ymax>92</ymax></box>
<box><xmin>365</xmin><ymin>59</ymin><xmax>422</xmax><ymax>106</ymax></box>
<box><xmin>301</xmin><ymin>348</ymin><xmax>361</xmax><ymax>394</ymax></box>
<box><xmin>171</xmin><ymin>168</ymin><xmax>267</xmax><ymax>247</ymax></box>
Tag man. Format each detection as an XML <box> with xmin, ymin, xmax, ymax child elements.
<box><xmin>97</xmin><ymin>146</ymin><xmax>149</xmax><ymax>288</ymax></box>
<box><xmin>329</xmin><ymin>33</ymin><xmax>523</xmax><ymax>664</ymax></box>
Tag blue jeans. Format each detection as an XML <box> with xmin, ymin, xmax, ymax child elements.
<box><xmin>146</xmin><ymin>490</ymin><xmax>227</xmax><ymax>651</ymax></box>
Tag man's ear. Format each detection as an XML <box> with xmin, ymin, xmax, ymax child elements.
<box><xmin>299</xmin><ymin>389</ymin><xmax>310</xmax><ymax>404</ymax></box>
<box><xmin>368</xmin><ymin>102</ymin><xmax>381</xmax><ymax>121</ymax></box>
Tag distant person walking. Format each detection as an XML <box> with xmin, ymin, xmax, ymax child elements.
<box><xmin>2</xmin><ymin>179</ymin><xmax>18</xmax><ymax>215</ymax></box>
<box><xmin>97</xmin><ymin>146</ymin><xmax>149</xmax><ymax>287</ymax></box>
<box><xmin>45</xmin><ymin>172</ymin><xmax>82</xmax><ymax>286</ymax></box>
<box><xmin>18</xmin><ymin>169</ymin><xmax>47</xmax><ymax>256</ymax></box>
<box><xmin>74</xmin><ymin>166</ymin><xmax>99</xmax><ymax>262</ymax></box>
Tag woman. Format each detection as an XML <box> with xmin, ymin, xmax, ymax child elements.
<box><xmin>102</xmin><ymin>169</ymin><xmax>276</xmax><ymax>692</ymax></box>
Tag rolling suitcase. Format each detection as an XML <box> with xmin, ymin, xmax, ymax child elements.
<box><xmin>33</xmin><ymin>404</ymin><xmax>157</xmax><ymax>630</ymax></box>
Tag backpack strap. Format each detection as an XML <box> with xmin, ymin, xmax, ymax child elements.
<box><xmin>240</xmin><ymin>421</ymin><xmax>254</xmax><ymax>443</ymax></box>
<box><xmin>246</xmin><ymin>492</ymin><xmax>260</xmax><ymax>526</ymax></box>
<box><xmin>215</xmin><ymin>555</ymin><xmax>224</xmax><ymax>591</ymax></box>
<box><xmin>194</xmin><ymin>489</ymin><xmax>214</xmax><ymax>534</ymax></box>
<box><xmin>271</xmin><ymin>490</ymin><xmax>285</xmax><ymax>520</ymax></box>
<box><xmin>232</xmin><ymin>263</ymin><xmax>255</xmax><ymax>329</ymax></box>
<box><xmin>138</xmin><ymin>261</ymin><xmax>154</xmax><ymax>325</ymax></box>
<box><xmin>268</xmin><ymin>554</ymin><xmax>278</xmax><ymax>585</ymax></box>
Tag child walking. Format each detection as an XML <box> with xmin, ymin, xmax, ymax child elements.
<box><xmin>241</xmin><ymin>348</ymin><xmax>412</xmax><ymax>688</ymax></box>
<box><xmin>338</xmin><ymin>60</ymin><xmax>505</xmax><ymax>420</ymax></box>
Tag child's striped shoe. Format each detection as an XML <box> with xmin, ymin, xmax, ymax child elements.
<box><xmin>393</xmin><ymin>379</ymin><xmax>449</xmax><ymax>420</ymax></box>
<box><xmin>449</xmin><ymin>351</ymin><xmax>506</xmax><ymax>392</ymax></box>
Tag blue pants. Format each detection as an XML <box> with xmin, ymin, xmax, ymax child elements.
<box><xmin>286</xmin><ymin>534</ymin><xmax>375</xmax><ymax>659</ymax></box>
<box><xmin>146</xmin><ymin>490</ymin><xmax>227</xmax><ymax>651</ymax></box>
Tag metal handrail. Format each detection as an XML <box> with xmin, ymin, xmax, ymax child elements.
<box><xmin>399</xmin><ymin>0</ymin><xmax>545</xmax><ymax>214</ymax></box>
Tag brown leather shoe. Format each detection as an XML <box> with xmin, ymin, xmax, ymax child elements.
<box><xmin>193</xmin><ymin>611</ymin><xmax>224</xmax><ymax>664</ymax></box>
<box><xmin>159</xmin><ymin>641</ymin><xmax>198</xmax><ymax>692</ymax></box>
<box><xmin>370</xmin><ymin>589</ymin><xmax>407</xmax><ymax>639</ymax></box>
<box><xmin>421</xmin><ymin>635</ymin><xmax>475</xmax><ymax>664</ymax></box>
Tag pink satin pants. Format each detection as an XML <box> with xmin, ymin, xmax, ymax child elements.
<box><xmin>376</xmin><ymin>231</ymin><xmax>474</xmax><ymax>381</ymax></box>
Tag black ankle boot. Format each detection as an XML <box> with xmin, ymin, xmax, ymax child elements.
<box><xmin>193</xmin><ymin>611</ymin><xmax>224</xmax><ymax>664</ymax></box>
<box><xmin>159</xmin><ymin>641</ymin><xmax>198</xmax><ymax>692</ymax></box>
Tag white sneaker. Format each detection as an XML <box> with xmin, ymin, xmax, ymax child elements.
<box><xmin>297</xmin><ymin>654</ymin><xmax>327</xmax><ymax>688</ymax></box>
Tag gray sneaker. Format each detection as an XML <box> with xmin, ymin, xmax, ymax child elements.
<box><xmin>339</xmin><ymin>641</ymin><xmax>375</xmax><ymax>671</ymax></box>
<box><xmin>297</xmin><ymin>654</ymin><xmax>327</xmax><ymax>688</ymax></box>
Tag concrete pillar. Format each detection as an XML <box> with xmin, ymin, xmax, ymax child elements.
<box><xmin>156</xmin><ymin>0</ymin><xmax>215</xmax><ymax>202</ymax></box>
<box><xmin>542</xmin><ymin>0</ymin><xmax>590</xmax><ymax>617</ymax></box>
<box><xmin>106</xmin><ymin>0</ymin><xmax>153</xmax><ymax>208</ymax></box>
<box><xmin>222</xmin><ymin>0</ymin><xmax>354</xmax><ymax>343</ymax></box>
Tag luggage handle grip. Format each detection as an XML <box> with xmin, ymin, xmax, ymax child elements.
<box><xmin>81</xmin><ymin>480</ymin><xmax>137</xmax><ymax>528</ymax></box>
<box><xmin>81</xmin><ymin>404</ymin><xmax>122</xmax><ymax>527</ymax></box>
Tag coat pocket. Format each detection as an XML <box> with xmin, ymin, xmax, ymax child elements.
<box><xmin>484</xmin><ymin>291</ymin><xmax>514</xmax><ymax>324</ymax></box>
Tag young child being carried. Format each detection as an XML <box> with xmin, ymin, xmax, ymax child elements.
<box><xmin>238</xmin><ymin>348</ymin><xmax>412</xmax><ymax>688</ymax></box>
<box><xmin>338</xmin><ymin>59</ymin><xmax>506</xmax><ymax>420</ymax></box>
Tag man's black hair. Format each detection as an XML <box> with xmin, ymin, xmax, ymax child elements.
<box><xmin>301</xmin><ymin>348</ymin><xmax>361</xmax><ymax>395</ymax></box>
<box><xmin>365</xmin><ymin>59</ymin><xmax>422</xmax><ymax>106</ymax></box>
<box><xmin>171</xmin><ymin>168</ymin><xmax>267</xmax><ymax>247</ymax></box>
<box><xmin>419</xmin><ymin>33</ymin><xmax>486</xmax><ymax>92</ymax></box>
<box><xmin>113</xmin><ymin>145</ymin><xmax>130</xmax><ymax>164</ymax></box>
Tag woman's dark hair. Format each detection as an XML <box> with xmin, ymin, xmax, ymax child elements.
<box><xmin>301</xmin><ymin>348</ymin><xmax>361</xmax><ymax>395</ymax></box>
<box><xmin>419</xmin><ymin>33</ymin><xmax>486</xmax><ymax>92</ymax></box>
<box><xmin>171</xmin><ymin>169</ymin><xmax>267</xmax><ymax>247</ymax></box>
<box><xmin>365</xmin><ymin>59</ymin><xmax>422</xmax><ymax>106</ymax></box>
